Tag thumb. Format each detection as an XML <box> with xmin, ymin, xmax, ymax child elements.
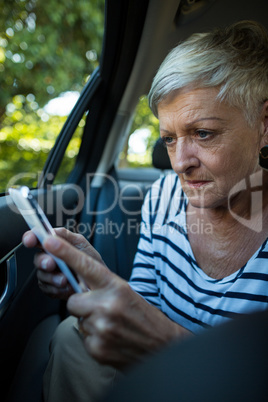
<box><xmin>43</xmin><ymin>236</ymin><xmax>113</xmax><ymax>290</ymax></box>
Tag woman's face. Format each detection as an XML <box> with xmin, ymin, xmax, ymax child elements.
<box><xmin>158</xmin><ymin>87</ymin><xmax>268</xmax><ymax>210</ymax></box>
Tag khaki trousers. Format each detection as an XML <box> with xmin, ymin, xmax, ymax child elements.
<box><xmin>43</xmin><ymin>316</ymin><xmax>119</xmax><ymax>402</ymax></box>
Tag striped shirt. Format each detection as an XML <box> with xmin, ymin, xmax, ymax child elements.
<box><xmin>129</xmin><ymin>173</ymin><xmax>268</xmax><ymax>334</ymax></box>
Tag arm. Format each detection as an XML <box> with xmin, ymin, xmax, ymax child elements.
<box><xmin>43</xmin><ymin>235</ymin><xmax>192</xmax><ymax>369</ymax></box>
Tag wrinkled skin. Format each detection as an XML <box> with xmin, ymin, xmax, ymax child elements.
<box><xmin>23</xmin><ymin>228</ymin><xmax>190</xmax><ymax>369</ymax></box>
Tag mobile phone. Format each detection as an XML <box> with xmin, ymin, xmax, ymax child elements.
<box><xmin>9</xmin><ymin>186</ymin><xmax>83</xmax><ymax>293</ymax></box>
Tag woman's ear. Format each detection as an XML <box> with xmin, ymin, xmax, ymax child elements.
<box><xmin>260</xmin><ymin>100</ymin><xmax>268</xmax><ymax>147</ymax></box>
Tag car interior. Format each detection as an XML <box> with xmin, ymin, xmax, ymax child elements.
<box><xmin>0</xmin><ymin>0</ymin><xmax>267</xmax><ymax>401</ymax></box>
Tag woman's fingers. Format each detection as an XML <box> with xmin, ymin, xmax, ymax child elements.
<box><xmin>36</xmin><ymin>267</ymin><xmax>68</xmax><ymax>287</ymax></box>
<box><xmin>54</xmin><ymin>228</ymin><xmax>105</xmax><ymax>264</ymax></box>
<box><xmin>43</xmin><ymin>236</ymin><xmax>113</xmax><ymax>290</ymax></box>
<box><xmin>37</xmin><ymin>279</ymin><xmax>73</xmax><ymax>298</ymax></box>
<box><xmin>22</xmin><ymin>230</ymin><xmax>40</xmax><ymax>248</ymax></box>
<box><xmin>34</xmin><ymin>252</ymin><xmax>57</xmax><ymax>271</ymax></box>
<box><xmin>23</xmin><ymin>227</ymin><xmax>105</xmax><ymax>265</ymax></box>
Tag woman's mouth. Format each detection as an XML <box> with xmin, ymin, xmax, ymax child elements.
<box><xmin>185</xmin><ymin>180</ymin><xmax>212</xmax><ymax>189</ymax></box>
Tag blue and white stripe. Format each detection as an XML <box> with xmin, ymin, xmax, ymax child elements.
<box><xmin>129</xmin><ymin>173</ymin><xmax>268</xmax><ymax>334</ymax></box>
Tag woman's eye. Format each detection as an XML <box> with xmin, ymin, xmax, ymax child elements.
<box><xmin>196</xmin><ymin>130</ymin><xmax>212</xmax><ymax>139</ymax></box>
<box><xmin>162</xmin><ymin>136</ymin><xmax>174</xmax><ymax>146</ymax></box>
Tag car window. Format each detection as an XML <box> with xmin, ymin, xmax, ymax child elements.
<box><xmin>117</xmin><ymin>95</ymin><xmax>159</xmax><ymax>169</ymax></box>
<box><xmin>0</xmin><ymin>0</ymin><xmax>105</xmax><ymax>194</ymax></box>
<box><xmin>53</xmin><ymin>113</ymin><xmax>87</xmax><ymax>184</ymax></box>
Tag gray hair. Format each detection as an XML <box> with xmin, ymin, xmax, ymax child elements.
<box><xmin>148</xmin><ymin>20</ymin><xmax>268</xmax><ymax>127</ymax></box>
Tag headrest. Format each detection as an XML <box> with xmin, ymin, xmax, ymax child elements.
<box><xmin>152</xmin><ymin>138</ymin><xmax>172</xmax><ymax>170</ymax></box>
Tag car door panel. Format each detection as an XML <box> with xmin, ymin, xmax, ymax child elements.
<box><xmin>0</xmin><ymin>184</ymin><xmax>81</xmax><ymax>401</ymax></box>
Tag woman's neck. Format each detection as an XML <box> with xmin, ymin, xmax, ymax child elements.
<box><xmin>185</xmin><ymin>173</ymin><xmax>268</xmax><ymax>279</ymax></box>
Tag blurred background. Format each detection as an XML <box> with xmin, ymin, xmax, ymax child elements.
<box><xmin>0</xmin><ymin>0</ymin><xmax>159</xmax><ymax>193</ymax></box>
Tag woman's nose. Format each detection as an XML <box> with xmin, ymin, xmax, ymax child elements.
<box><xmin>171</xmin><ymin>138</ymin><xmax>200</xmax><ymax>174</ymax></box>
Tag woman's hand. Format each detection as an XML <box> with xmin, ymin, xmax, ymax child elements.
<box><xmin>22</xmin><ymin>228</ymin><xmax>105</xmax><ymax>300</ymax></box>
<box><xmin>42</xmin><ymin>235</ymin><xmax>192</xmax><ymax>369</ymax></box>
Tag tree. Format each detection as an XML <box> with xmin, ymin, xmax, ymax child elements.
<box><xmin>0</xmin><ymin>94</ymin><xmax>85</xmax><ymax>190</ymax></box>
<box><xmin>0</xmin><ymin>0</ymin><xmax>160</xmax><ymax>193</ymax></box>
<box><xmin>0</xmin><ymin>0</ymin><xmax>105</xmax><ymax>119</ymax></box>
<box><xmin>118</xmin><ymin>96</ymin><xmax>160</xmax><ymax>168</ymax></box>
<box><xmin>0</xmin><ymin>0</ymin><xmax>104</xmax><ymax>192</ymax></box>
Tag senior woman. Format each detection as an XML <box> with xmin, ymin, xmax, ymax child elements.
<box><xmin>23</xmin><ymin>20</ymin><xmax>268</xmax><ymax>402</ymax></box>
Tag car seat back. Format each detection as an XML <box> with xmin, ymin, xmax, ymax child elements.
<box><xmin>81</xmin><ymin>139</ymin><xmax>171</xmax><ymax>280</ymax></box>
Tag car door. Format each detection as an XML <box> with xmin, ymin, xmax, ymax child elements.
<box><xmin>0</xmin><ymin>1</ymin><xmax>150</xmax><ymax>400</ymax></box>
<box><xmin>1</xmin><ymin>0</ymin><xmax>268</xmax><ymax>401</ymax></box>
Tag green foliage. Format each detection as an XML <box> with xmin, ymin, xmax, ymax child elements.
<box><xmin>0</xmin><ymin>0</ymin><xmax>104</xmax><ymax>193</ymax></box>
<box><xmin>0</xmin><ymin>94</ymin><xmax>84</xmax><ymax>191</ymax></box>
<box><xmin>0</xmin><ymin>0</ymin><xmax>160</xmax><ymax>194</ymax></box>
<box><xmin>0</xmin><ymin>0</ymin><xmax>105</xmax><ymax>116</ymax></box>
<box><xmin>118</xmin><ymin>96</ymin><xmax>160</xmax><ymax>168</ymax></box>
